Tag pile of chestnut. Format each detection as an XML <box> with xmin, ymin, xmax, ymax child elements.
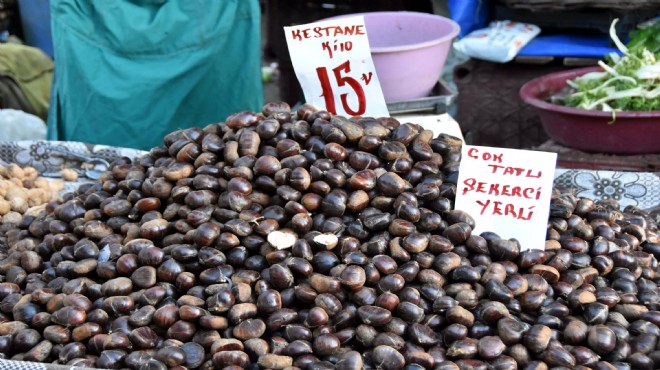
<box><xmin>0</xmin><ymin>102</ymin><xmax>658</xmax><ymax>370</ymax></box>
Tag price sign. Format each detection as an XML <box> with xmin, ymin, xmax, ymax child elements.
<box><xmin>455</xmin><ymin>146</ymin><xmax>557</xmax><ymax>251</ymax></box>
<box><xmin>284</xmin><ymin>16</ymin><xmax>389</xmax><ymax>118</ymax></box>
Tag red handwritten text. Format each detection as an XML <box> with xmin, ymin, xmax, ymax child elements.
<box><xmin>476</xmin><ymin>199</ymin><xmax>535</xmax><ymax>220</ymax></box>
<box><xmin>291</xmin><ymin>25</ymin><xmax>366</xmax><ymax>41</ymax></box>
<box><xmin>462</xmin><ymin>178</ymin><xmax>542</xmax><ymax>200</ymax></box>
<box><xmin>467</xmin><ymin>148</ymin><xmax>503</xmax><ymax>163</ymax></box>
<box><xmin>487</xmin><ymin>164</ymin><xmax>542</xmax><ymax>178</ymax></box>
<box><xmin>321</xmin><ymin>39</ymin><xmax>353</xmax><ymax>58</ymax></box>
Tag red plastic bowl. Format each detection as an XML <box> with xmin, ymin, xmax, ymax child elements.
<box><xmin>520</xmin><ymin>66</ymin><xmax>660</xmax><ymax>154</ymax></box>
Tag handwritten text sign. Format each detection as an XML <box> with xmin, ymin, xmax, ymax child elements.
<box><xmin>284</xmin><ymin>16</ymin><xmax>389</xmax><ymax>118</ymax></box>
<box><xmin>455</xmin><ymin>146</ymin><xmax>557</xmax><ymax>251</ymax></box>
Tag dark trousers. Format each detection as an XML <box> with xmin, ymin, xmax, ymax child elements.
<box><xmin>0</xmin><ymin>75</ymin><xmax>34</xmax><ymax>115</ymax></box>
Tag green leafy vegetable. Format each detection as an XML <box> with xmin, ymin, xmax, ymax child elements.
<box><xmin>628</xmin><ymin>20</ymin><xmax>660</xmax><ymax>55</ymax></box>
<box><xmin>562</xmin><ymin>19</ymin><xmax>660</xmax><ymax>114</ymax></box>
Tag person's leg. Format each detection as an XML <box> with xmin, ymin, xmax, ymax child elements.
<box><xmin>0</xmin><ymin>75</ymin><xmax>35</xmax><ymax>114</ymax></box>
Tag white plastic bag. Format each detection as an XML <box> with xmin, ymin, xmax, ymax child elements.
<box><xmin>454</xmin><ymin>21</ymin><xmax>540</xmax><ymax>63</ymax></box>
<box><xmin>0</xmin><ymin>109</ymin><xmax>46</xmax><ymax>141</ymax></box>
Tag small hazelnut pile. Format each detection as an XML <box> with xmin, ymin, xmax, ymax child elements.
<box><xmin>0</xmin><ymin>164</ymin><xmax>64</xmax><ymax>225</ymax></box>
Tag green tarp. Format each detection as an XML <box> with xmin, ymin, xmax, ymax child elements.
<box><xmin>48</xmin><ymin>0</ymin><xmax>264</xmax><ymax>150</ymax></box>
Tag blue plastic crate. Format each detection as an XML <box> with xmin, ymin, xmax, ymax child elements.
<box><xmin>18</xmin><ymin>0</ymin><xmax>54</xmax><ymax>59</ymax></box>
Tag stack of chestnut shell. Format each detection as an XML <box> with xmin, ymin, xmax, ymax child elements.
<box><xmin>0</xmin><ymin>102</ymin><xmax>658</xmax><ymax>370</ymax></box>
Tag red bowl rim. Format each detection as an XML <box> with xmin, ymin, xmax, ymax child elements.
<box><xmin>520</xmin><ymin>66</ymin><xmax>660</xmax><ymax>118</ymax></box>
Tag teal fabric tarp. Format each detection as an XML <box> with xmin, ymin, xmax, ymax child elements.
<box><xmin>48</xmin><ymin>0</ymin><xmax>264</xmax><ymax>150</ymax></box>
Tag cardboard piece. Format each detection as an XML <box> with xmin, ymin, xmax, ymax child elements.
<box><xmin>394</xmin><ymin>113</ymin><xmax>465</xmax><ymax>143</ymax></box>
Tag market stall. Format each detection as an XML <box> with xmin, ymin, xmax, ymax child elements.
<box><xmin>0</xmin><ymin>2</ymin><xmax>658</xmax><ymax>370</ymax></box>
<box><xmin>0</xmin><ymin>98</ymin><xmax>658</xmax><ymax>369</ymax></box>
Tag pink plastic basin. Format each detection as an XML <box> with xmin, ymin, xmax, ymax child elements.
<box><xmin>323</xmin><ymin>12</ymin><xmax>460</xmax><ymax>102</ymax></box>
<box><xmin>520</xmin><ymin>66</ymin><xmax>660</xmax><ymax>154</ymax></box>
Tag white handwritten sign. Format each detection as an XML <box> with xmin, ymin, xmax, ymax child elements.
<box><xmin>284</xmin><ymin>16</ymin><xmax>389</xmax><ymax>118</ymax></box>
<box><xmin>455</xmin><ymin>146</ymin><xmax>557</xmax><ymax>251</ymax></box>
